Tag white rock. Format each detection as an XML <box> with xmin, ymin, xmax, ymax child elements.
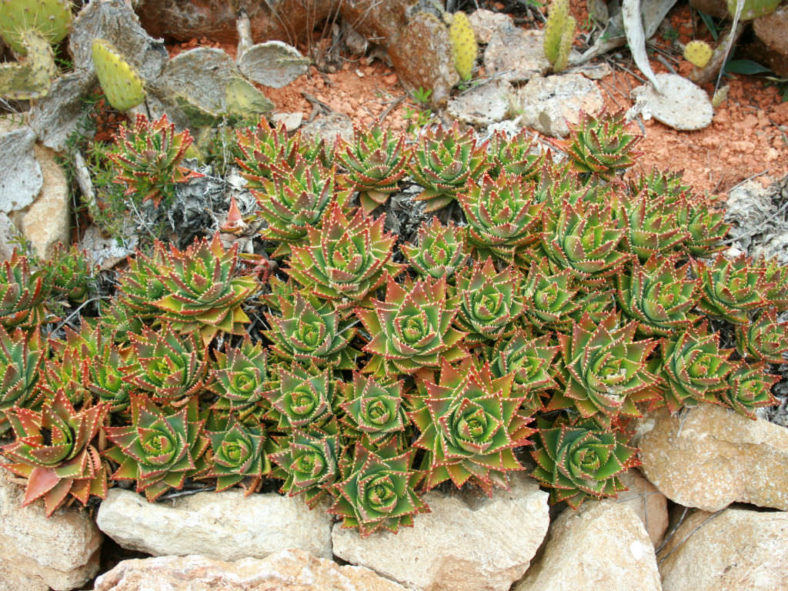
<box><xmin>95</xmin><ymin>549</ymin><xmax>409</xmax><ymax>591</ymax></box>
<box><xmin>332</xmin><ymin>474</ymin><xmax>549</xmax><ymax>591</ymax></box>
<box><xmin>484</xmin><ymin>26</ymin><xmax>550</xmax><ymax>82</ymax></box>
<box><xmin>515</xmin><ymin>73</ymin><xmax>605</xmax><ymax>137</ymax></box>
<box><xmin>0</xmin><ymin>212</ymin><xmax>19</xmax><ymax>262</ymax></box>
<box><xmin>238</xmin><ymin>41</ymin><xmax>310</xmax><ymax>88</ymax></box>
<box><xmin>447</xmin><ymin>79</ymin><xmax>513</xmax><ymax>126</ymax></box>
<box><xmin>616</xmin><ymin>469</ymin><xmax>669</xmax><ymax>546</ymax></box>
<box><xmin>300</xmin><ymin>112</ymin><xmax>354</xmax><ymax>144</ymax></box>
<box><xmin>468</xmin><ymin>9</ymin><xmax>513</xmax><ymax>44</ymax></box>
<box><xmin>22</xmin><ymin>145</ymin><xmax>70</xmax><ymax>259</ymax></box>
<box><xmin>0</xmin><ymin>474</ymin><xmax>102</xmax><ymax>590</ymax></box>
<box><xmin>0</xmin><ymin>126</ymin><xmax>42</xmax><ymax>213</ymax></box>
<box><xmin>659</xmin><ymin>508</ymin><xmax>788</xmax><ymax>591</ymax></box>
<box><xmin>97</xmin><ymin>487</ymin><xmax>333</xmax><ymax>561</ymax></box>
<box><xmin>638</xmin><ymin>405</ymin><xmax>788</xmax><ymax>511</ymax></box>
<box><xmin>271</xmin><ymin>111</ymin><xmax>305</xmax><ymax>131</ymax></box>
<box><xmin>513</xmin><ymin>501</ymin><xmax>661</xmax><ymax>591</ymax></box>
<box><xmin>630</xmin><ymin>73</ymin><xmax>714</xmax><ymax>131</ymax></box>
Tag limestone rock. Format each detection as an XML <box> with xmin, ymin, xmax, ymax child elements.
<box><xmin>726</xmin><ymin>176</ymin><xmax>788</xmax><ymax>265</ymax></box>
<box><xmin>515</xmin><ymin>74</ymin><xmax>604</xmax><ymax>137</ymax></box>
<box><xmin>468</xmin><ymin>9</ymin><xmax>512</xmax><ymax>44</ymax></box>
<box><xmin>659</xmin><ymin>508</ymin><xmax>788</xmax><ymax>591</ymax></box>
<box><xmin>754</xmin><ymin>5</ymin><xmax>788</xmax><ymax>55</ymax></box>
<box><xmin>638</xmin><ymin>405</ymin><xmax>788</xmax><ymax>511</ymax></box>
<box><xmin>238</xmin><ymin>41</ymin><xmax>310</xmax><ymax>88</ymax></box>
<box><xmin>630</xmin><ymin>73</ymin><xmax>713</xmax><ymax>131</ymax></box>
<box><xmin>97</xmin><ymin>487</ymin><xmax>333</xmax><ymax>561</ymax></box>
<box><xmin>389</xmin><ymin>11</ymin><xmax>459</xmax><ymax>106</ymax></box>
<box><xmin>0</xmin><ymin>126</ymin><xmax>42</xmax><ymax>213</ymax></box>
<box><xmin>22</xmin><ymin>145</ymin><xmax>70</xmax><ymax>260</ymax></box>
<box><xmin>484</xmin><ymin>26</ymin><xmax>550</xmax><ymax>83</ymax></box>
<box><xmin>0</xmin><ymin>475</ymin><xmax>102</xmax><ymax>591</ymax></box>
<box><xmin>29</xmin><ymin>71</ymin><xmax>98</xmax><ymax>152</ymax></box>
<box><xmin>617</xmin><ymin>469</ymin><xmax>669</xmax><ymax>546</ymax></box>
<box><xmin>332</xmin><ymin>474</ymin><xmax>549</xmax><ymax>591</ymax></box>
<box><xmin>0</xmin><ymin>213</ymin><xmax>18</xmax><ymax>262</ymax></box>
<box><xmin>300</xmin><ymin>112</ymin><xmax>354</xmax><ymax>144</ymax></box>
<box><xmin>447</xmin><ymin>79</ymin><xmax>513</xmax><ymax>126</ymax></box>
<box><xmin>95</xmin><ymin>549</ymin><xmax>408</xmax><ymax>591</ymax></box>
<box><xmin>514</xmin><ymin>501</ymin><xmax>661</xmax><ymax>591</ymax></box>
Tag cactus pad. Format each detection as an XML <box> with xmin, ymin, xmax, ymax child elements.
<box><xmin>683</xmin><ymin>40</ymin><xmax>713</xmax><ymax>68</ymax></box>
<box><xmin>91</xmin><ymin>39</ymin><xmax>145</xmax><ymax>112</ymax></box>
<box><xmin>449</xmin><ymin>11</ymin><xmax>477</xmax><ymax>82</ymax></box>
<box><xmin>0</xmin><ymin>0</ymin><xmax>72</xmax><ymax>56</ymax></box>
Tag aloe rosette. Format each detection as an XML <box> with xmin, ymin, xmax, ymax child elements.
<box><xmin>521</xmin><ymin>263</ymin><xmax>580</xmax><ymax>332</ymax></box>
<box><xmin>679</xmin><ymin>198</ymin><xmax>730</xmax><ymax>257</ymax></box>
<box><xmin>488</xmin><ymin>329</ymin><xmax>560</xmax><ymax>413</ymax></box>
<box><xmin>616</xmin><ymin>255</ymin><xmax>699</xmax><ymax>337</ymax></box>
<box><xmin>357</xmin><ymin>276</ymin><xmax>467</xmax><ymax>376</ymax></box>
<box><xmin>286</xmin><ymin>204</ymin><xmax>401</xmax><ymax>308</ymax></box>
<box><xmin>2</xmin><ymin>390</ymin><xmax>109</xmax><ymax>516</ymax></box>
<box><xmin>234</xmin><ymin>119</ymin><xmax>296</xmax><ymax>188</ymax></box>
<box><xmin>761</xmin><ymin>258</ymin><xmax>788</xmax><ymax>311</ymax></box>
<box><xmin>338</xmin><ymin>125</ymin><xmax>410</xmax><ymax>212</ymax></box>
<box><xmin>270</xmin><ymin>428</ymin><xmax>341</xmax><ymax>508</ymax></box>
<box><xmin>620</xmin><ymin>195</ymin><xmax>688</xmax><ymax>261</ymax></box>
<box><xmin>735</xmin><ymin>308</ymin><xmax>788</xmax><ymax>364</ymax></box>
<box><xmin>400</xmin><ymin>218</ymin><xmax>468</xmax><ymax>280</ymax></box>
<box><xmin>125</xmin><ymin>325</ymin><xmax>208</xmax><ymax>405</ymax></box>
<box><xmin>153</xmin><ymin>235</ymin><xmax>259</xmax><ymax>344</ymax></box>
<box><xmin>44</xmin><ymin>244</ymin><xmax>96</xmax><ymax>304</ymax></box>
<box><xmin>40</xmin><ymin>334</ymin><xmax>91</xmax><ymax>407</ymax></box>
<box><xmin>530</xmin><ymin>416</ymin><xmax>639</xmax><ymax>508</ymax></box>
<box><xmin>265</xmin><ymin>364</ymin><xmax>337</xmax><ymax>431</ymax></box>
<box><xmin>629</xmin><ymin>168</ymin><xmax>689</xmax><ymax>201</ymax></box>
<box><xmin>84</xmin><ymin>327</ymin><xmax>135</xmax><ymax>414</ymax></box>
<box><xmin>264</xmin><ymin>293</ymin><xmax>356</xmax><ymax>369</ymax></box>
<box><xmin>694</xmin><ymin>254</ymin><xmax>770</xmax><ymax>324</ymax></box>
<box><xmin>115</xmin><ymin>243</ymin><xmax>170</xmax><ymax>320</ymax></box>
<box><xmin>720</xmin><ymin>362</ymin><xmax>779</xmax><ymax>419</ymax></box>
<box><xmin>569</xmin><ymin>287</ymin><xmax>617</xmax><ymax>326</ymax></box>
<box><xmin>454</xmin><ymin>258</ymin><xmax>523</xmax><ymax>344</ymax></box>
<box><xmin>548</xmin><ymin>313</ymin><xmax>659</xmax><ymax>425</ymax></box>
<box><xmin>208</xmin><ymin>339</ymin><xmax>271</xmax><ymax>423</ymax></box>
<box><xmin>564</xmin><ymin>110</ymin><xmax>640</xmax><ymax>181</ymax></box>
<box><xmin>254</xmin><ymin>156</ymin><xmax>345</xmax><ymax>256</ymax></box>
<box><xmin>656</xmin><ymin>323</ymin><xmax>735</xmax><ymax>412</ymax></box>
<box><xmin>488</xmin><ymin>128</ymin><xmax>543</xmax><ymax>180</ymax></box>
<box><xmin>104</xmin><ymin>395</ymin><xmax>209</xmax><ymax>501</ymax></box>
<box><xmin>330</xmin><ymin>441</ymin><xmax>427</xmax><ymax>536</ymax></box>
<box><xmin>0</xmin><ymin>326</ymin><xmax>46</xmax><ymax>433</ymax></box>
<box><xmin>340</xmin><ymin>373</ymin><xmax>408</xmax><ymax>447</ymax></box>
<box><xmin>541</xmin><ymin>200</ymin><xmax>630</xmax><ymax>282</ymax></box>
<box><xmin>108</xmin><ymin>114</ymin><xmax>202</xmax><ymax>207</ymax></box>
<box><xmin>205</xmin><ymin>416</ymin><xmax>270</xmax><ymax>493</ymax></box>
<box><xmin>410</xmin><ymin>359</ymin><xmax>534</xmax><ymax>493</ymax></box>
<box><xmin>0</xmin><ymin>250</ymin><xmax>50</xmax><ymax>329</ymax></box>
<box><xmin>409</xmin><ymin>123</ymin><xmax>490</xmax><ymax>212</ymax></box>
<box><xmin>458</xmin><ymin>173</ymin><xmax>543</xmax><ymax>265</ymax></box>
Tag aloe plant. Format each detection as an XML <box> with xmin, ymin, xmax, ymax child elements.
<box><xmin>330</xmin><ymin>441</ymin><xmax>427</xmax><ymax>536</ymax></box>
<box><xmin>208</xmin><ymin>339</ymin><xmax>271</xmax><ymax>424</ymax></box>
<box><xmin>548</xmin><ymin>312</ymin><xmax>659</xmax><ymax>426</ymax></box>
<box><xmin>0</xmin><ymin>250</ymin><xmax>50</xmax><ymax>329</ymax></box>
<box><xmin>410</xmin><ymin>358</ymin><xmax>534</xmax><ymax>493</ymax></box>
<box><xmin>43</xmin><ymin>244</ymin><xmax>96</xmax><ymax>304</ymax></box>
<box><xmin>270</xmin><ymin>428</ymin><xmax>341</xmax><ymax>508</ymax></box>
<box><xmin>205</xmin><ymin>416</ymin><xmax>270</xmax><ymax>493</ymax></box>
<box><xmin>531</xmin><ymin>416</ymin><xmax>639</xmax><ymax>508</ymax></box>
<box><xmin>400</xmin><ymin>218</ymin><xmax>468</xmax><ymax>280</ymax></box>
<box><xmin>104</xmin><ymin>395</ymin><xmax>209</xmax><ymax>501</ymax></box>
<box><xmin>761</xmin><ymin>257</ymin><xmax>788</xmax><ymax>311</ymax></box>
<box><xmin>735</xmin><ymin>308</ymin><xmax>788</xmax><ymax>364</ymax></box>
<box><xmin>656</xmin><ymin>322</ymin><xmax>735</xmax><ymax>412</ymax></box>
<box><xmin>616</xmin><ymin>255</ymin><xmax>699</xmax><ymax>337</ymax></box>
<box><xmin>286</xmin><ymin>204</ymin><xmax>401</xmax><ymax>309</ymax></box>
<box><xmin>488</xmin><ymin>128</ymin><xmax>543</xmax><ymax>180</ymax></box>
<box><xmin>357</xmin><ymin>276</ymin><xmax>467</xmax><ymax>376</ymax></box>
<box><xmin>620</xmin><ymin>195</ymin><xmax>688</xmax><ymax>261</ymax></box>
<box><xmin>695</xmin><ymin>254</ymin><xmax>771</xmax><ymax>324</ymax></box>
<box><xmin>721</xmin><ymin>362</ymin><xmax>779</xmax><ymax>419</ymax></box>
<box><xmin>2</xmin><ymin>390</ymin><xmax>109</xmax><ymax>516</ymax></box>
<box><xmin>409</xmin><ymin>123</ymin><xmax>489</xmax><ymax>212</ymax></box>
<box><xmin>108</xmin><ymin>113</ymin><xmax>202</xmax><ymax>207</ymax></box>
<box><xmin>0</xmin><ymin>326</ymin><xmax>46</xmax><ymax>433</ymax></box>
<box><xmin>679</xmin><ymin>197</ymin><xmax>730</xmax><ymax>257</ymax></box>
<box><xmin>521</xmin><ymin>263</ymin><xmax>580</xmax><ymax>332</ymax></box>
<box><xmin>564</xmin><ymin>110</ymin><xmax>640</xmax><ymax>181</ymax></box>
<box><xmin>265</xmin><ymin>364</ymin><xmax>337</xmax><ymax>431</ymax></box>
<box><xmin>338</xmin><ymin>124</ymin><xmax>410</xmax><ymax>212</ymax></box>
<box><xmin>264</xmin><ymin>293</ymin><xmax>356</xmax><ymax>369</ymax></box>
<box><xmin>340</xmin><ymin>373</ymin><xmax>408</xmax><ymax>447</ymax></box>
<box><xmin>235</xmin><ymin>119</ymin><xmax>296</xmax><ymax>188</ymax></box>
<box><xmin>459</xmin><ymin>173</ymin><xmax>543</xmax><ymax>265</ymax></box>
<box><xmin>454</xmin><ymin>258</ymin><xmax>523</xmax><ymax>344</ymax></box>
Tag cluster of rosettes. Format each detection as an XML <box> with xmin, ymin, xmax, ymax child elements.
<box><xmin>0</xmin><ymin>111</ymin><xmax>785</xmax><ymax>538</ymax></box>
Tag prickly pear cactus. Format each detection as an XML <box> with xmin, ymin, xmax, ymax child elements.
<box><xmin>726</xmin><ymin>0</ymin><xmax>780</xmax><ymax>20</ymax></box>
<box><xmin>544</xmin><ymin>0</ymin><xmax>576</xmax><ymax>72</ymax></box>
<box><xmin>0</xmin><ymin>29</ymin><xmax>56</xmax><ymax>99</ymax></box>
<box><xmin>449</xmin><ymin>11</ymin><xmax>477</xmax><ymax>82</ymax></box>
<box><xmin>683</xmin><ymin>40</ymin><xmax>713</xmax><ymax>68</ymax></box>
<box><xmin>91</xmin><ymin>39</ymin><xmax>146</xmax><ymax>112</ymax></box>
<box><xmin>0</xmin><ymin>0</ymin><xmax>72</xmax><ymax>56</ymax></box>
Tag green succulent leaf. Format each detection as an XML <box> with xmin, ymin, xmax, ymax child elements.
<box><xmin>694</xmin><ymin>254</ymin><xmax>770</xmax><ymax>324</ymax></box>
<box><xmin>735</xmin><ymin>308</ymin><xmax>788</xmax><ymax>364</ymax></box>
<box><xmin>400</xmin><ymin>218</ymin><xmax>468</xmax><ymax>280</ymax></box>
<box><xmin>270</xmin><ymin>428</ymin><xmax>341</xmax><ymax>508</ymax></box>
<box><xmin>0</xmin><ymin>326</ymin><xmax>46</xmax><ymax>433</ymax></box>
<box><xmin>720</xmin><ymin>362</ymin><xmax>779</xmax><ymax>419</ymax></box>
<box><xmin>340</xmin><ymin>373</ymin><xmax>408</xmax><ymax>446</ymax></box>
<box><xmin>0</xmin><ymin>250</ymin><xmax>50</xmax><ymax>329</ymax></box>
<box><xmin>205</xmin><ymin>416</ymin><xmax>270</xmax><ymax>493</ymax></box>
<box><xmin>564</xmin><ymin>110</ymin><xmax>640</xmax><ymax>181</ymax></box>
<box><xmin>209</xmin><ymin>339</ymin><xmax>271</xmax><ymax>424</ymax></box>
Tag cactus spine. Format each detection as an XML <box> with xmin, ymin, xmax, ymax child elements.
<box><xmin>91</xmin><ymin>39</ymin><xmax>146</xmax><ymax>112</ymax></box>
<box><xmin>544</xmin><ymin>0</ymin><xmax>576</xmax><ymax>73</ymax></box>
<box><xmin>449</xmin><ymin>11</ymin><xmax>477</xmax><ymax>82</ymax></box>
